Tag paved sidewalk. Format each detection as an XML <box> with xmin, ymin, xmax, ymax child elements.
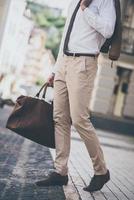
<box><xmin>1</xmin><ymin>106</ymin><xmax>134</xmax><ymax>200</ymax></box>
<box><xmin>0</xmin><ymin>106</ymin><xmax>65</xmax><ymax>200</ymax></box>
<box><xmin>51</xmin><ymin>127</ymin><xmax>134</xmax><ymax>200</ymax></box>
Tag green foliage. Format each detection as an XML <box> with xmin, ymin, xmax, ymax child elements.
<box><xmin>45</xmin><ymin>36</ymin><xmax>60</xmax><ymax>59</ymax></box>
<box><xmin>35</xmin><ymin>78</ymin><xmax>45</xmax><ymax>86</ymax></box>
<box><xmin>54</xmin><ymin>18</ymin><xmax>65</xmax><ymax>28</ymax></box>
<box><xmin>36</xmin><ymin>13</ymin><xmax>52</xmax><ymax>27</ymax></box>
<box><xmin>27</xmin><ymin>2</ymin><xmax>66</xmax><ymax>58</ymax></box>
<box><xmin>35</xmin><ymin>10</ymin><xmax>65</xmax><ymax>29</ymax></box>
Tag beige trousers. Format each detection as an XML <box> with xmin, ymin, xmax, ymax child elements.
<box><xmin>53</xmin><ymin>55</ymin><xmax>107</xmax><ymax>176</ymax></box>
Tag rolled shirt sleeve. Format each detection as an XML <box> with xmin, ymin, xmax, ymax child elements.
<box><xmin>83</xmin><ymin>0</ymin><xmax>116</xmax><ymax>39</ymax></box>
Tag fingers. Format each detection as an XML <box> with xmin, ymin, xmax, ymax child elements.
<box><xmin>47</xmin><ymin>73</ymin><xmax>55</xmax><ymax>87</ymax></box>
<box><xmin>80</xmin><ymin>0</ymin><xmax>92</xmax><ymax>10</ymax></box>
<box><xmin>48</xmin><ymin>79</ymin><xmax>53</xmax><ymax>87</ymax></box>
<box><xmin>80</xmin><ymin>4</ymin><xmax>86</xmax><ymax>11</ymax></box>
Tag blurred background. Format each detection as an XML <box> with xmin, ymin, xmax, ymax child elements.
<box><xmin>0</xmin><ymin>1</ymin><xmax>134</xmax><ymax>199</ymax></box>
<box><xmin>0</xmin><ymin>0</ymin><xmax>134</xmax><ymax>134</ymax></box>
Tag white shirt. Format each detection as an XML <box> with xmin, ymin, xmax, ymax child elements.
<box><xmin>53</xmin><ymin>0</ymin><xmax>116</xmax><ymax>73</ymax></box>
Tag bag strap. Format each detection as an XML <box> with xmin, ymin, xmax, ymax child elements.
<box><xmin>42</xmin><ymin>83</ymin><xmax>49</xmax><ymax>99</ymax></box>
<box><xmin>35</xmin><ymin>82</ymin><xmax>49</xmax><ymax>98</ymax></box>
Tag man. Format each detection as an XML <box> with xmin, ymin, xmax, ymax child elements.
<box><xmin>36</xmin><ymin>0</ymin><xmax>116</xmax><ymax>192</ymax></box>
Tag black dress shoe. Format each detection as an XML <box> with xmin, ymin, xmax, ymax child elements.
<box><xmin>83</xmin><ymin>170</ymin><xmax>110</xmax><ymax>192</ymax></box>
<box><xmin>36</xmin><ymin>172</ymin><xmax>68</xmax><ymax>186</ymax></box>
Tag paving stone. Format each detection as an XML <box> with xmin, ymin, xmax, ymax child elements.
<box><xmin>0</xmin><ymin>107</ymin><xmax>66</xmax><ymax>200</ymax></box>
<box><xmin>1</xmin><ymin>106</ymin><xmax>134</xmax><ymax>200</ymax></box>
<box><xmin>67</xmin><ymin>130</ymin><xmax>134</xmax><ymax>200</ymax></box>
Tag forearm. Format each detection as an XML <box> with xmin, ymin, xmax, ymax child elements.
<box><xmin>52</xmin><ymin>33</ymin><xmax>64</xmax><ymax>74</ymax></box>
<box><xmin>52</xmin><ymin>18</ymin><xmax>69</xmax><ymax>73</ymax></box>
<box><xmin>52</xmin><ymin>54</ymin><xmax>62</xmax><ymax>74</ymax></box>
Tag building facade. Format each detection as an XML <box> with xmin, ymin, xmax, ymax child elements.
<box><xmin>90</xmin><ymin>0</ymin><xmax>134</xmax><ymax>120</ymax></box>
<box><xmin>0</xmin><ymin>0</ymin><xmax>33</xmax><ymax>99</ymax></box>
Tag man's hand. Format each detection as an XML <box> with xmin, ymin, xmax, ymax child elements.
<box><xmin>47</xmin><ymin>73</ymin><xmax>55</xmax><ymax>87</ymax></box>
<box><xmin>80</xmin><ymin>0</ymin><xmax>93</xmax><ymax>11</ymax></box>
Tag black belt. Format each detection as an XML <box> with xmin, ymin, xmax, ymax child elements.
<box><xmin>64</xmin><ymin>51</ymin><xmax>97</xmax><ymax>58</ymax></box>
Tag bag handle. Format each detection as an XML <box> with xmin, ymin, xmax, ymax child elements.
<box><xmin>42</xmin><ymin>83</ymin><xmax>49</xmax><ymax>99</ymax></box>
<box><xmin>35</xmin><ymin>82</ymin><xmax>49</xmax><ymax>98</ymax></box>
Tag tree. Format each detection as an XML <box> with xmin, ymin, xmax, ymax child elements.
<box><xmin>27</xmin><ymin>1</ymin><xmax>66</xmax><ymax>58</ymax></box>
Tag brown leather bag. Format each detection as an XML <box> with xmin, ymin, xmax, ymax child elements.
<box><xmin>6</xmin><ymin>83</ymin><xmax>55</xmax><ymax>149</ymax></box>
<box><xmin>100</xmin><ymin>0</ymin><xmax>122</xmax><ymax>61</ymax></box>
